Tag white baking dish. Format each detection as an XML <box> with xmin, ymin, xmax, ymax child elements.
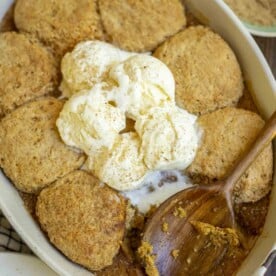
<box><xmin>0</xmin><ymin>0</ymin><xmax>275</xmax><ymax>275</ymax></box>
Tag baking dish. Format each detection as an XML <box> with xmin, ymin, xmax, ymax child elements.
<box><xmin>0</xmin><ymin>0</ymin><xmax>275</xmax><ymax>275</ymax></box>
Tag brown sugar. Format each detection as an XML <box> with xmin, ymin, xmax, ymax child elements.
<box><xmin>191</xmin><ymin>221</ymin><xmax>240</xmax><ymax>247</ymax></box>
<box><xmin>162</xmin><ymin>222</ymin><xmax>169</xmax><ymax>233</ymax></box>
<box><xmin>137</xmin><ymin>241</ymin><xmax>159</xmax><ymax>276</ymax></box>
<box><xmin>171</xmin><ymin>249</ymin><xmax>180</xmax><ymax>259</ymax></box>
<box><xmin>173</xmin><ymin>206</ymin><xmax>187</xmax><ymax>218</ymax></box>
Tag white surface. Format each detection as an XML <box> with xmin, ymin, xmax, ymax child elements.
<box><xmin>0</xmin><ymin>0</ymin><xmax>12</xmax><ymax>20</ymax></box>
<box><xmin>0</xmin><ymin>0</ymin><xmax>275</xmax><ymax>276</ymax></box>
<box><xmin>244</xmin><ymin>24</ymin><xmax>276</xmax><ymax>37</ymax></box>
<box><xmin>0</xmin><ymin>253</ymin><xmax>57</xmax><ymax>276</ymax></box>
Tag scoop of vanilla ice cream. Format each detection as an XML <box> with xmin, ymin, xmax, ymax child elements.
<box><xmin>109</xmin><ymin>55</ymin><xmax>175</xmax><ymax>120</ymax></box>
<box><xmin>135</xmin><ymin>104</ymin><xmax>200</xmax><ymax>170</ymax></box>
<box><xmin>86</xmin><ymin>132</ymin><xmax>147</xmax><ymax>191</ymax></box>
<box><xmin>60</xmin><ymin>40</ymin><xmax>134</xmax><ymax>97</ymax></box>
<box><xmin>56</xmin><ymin>84</ymin><xmax>126</xmax><ymax>155</ymax></box>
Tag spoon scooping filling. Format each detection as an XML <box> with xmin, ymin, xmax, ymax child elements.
<box><xmin>139</xmin><ymin>111</ymin><xmax>276</xmax><ymax>275</ymax></box>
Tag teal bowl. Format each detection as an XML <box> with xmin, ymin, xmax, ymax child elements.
<box><xmin>242</xmin><ymin>21</ymin><xmax>276</xmax><ymax>37</ymax></box>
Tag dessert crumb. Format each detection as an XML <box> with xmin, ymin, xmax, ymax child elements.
<box><xmin>191</xmin><ymin>221</ymin><xmax>240</xmax><ymax>247</ymax></box>
<box><xmin>171</xmin><ymin>249</ymin><xmax>180</xmax><ymax>259</ymax></box>
<box><xmin>162</xmin><ymin>222</ymin><xmax>169</xmax><ymax>233</ymax></box>
<box><xmin>173</xmin><ymin>206</ymin><xmax>187</xmax><ymax>218</ymax></box>
<box><xmin>137</xmin><ymin>241</ymin><xmax>159</xmax><ymax>276</ymax></box>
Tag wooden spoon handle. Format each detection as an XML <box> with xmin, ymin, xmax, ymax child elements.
<box><xmin>224</xmin><ymin>110</ymin><xmax>276</xmax><ymax>193</ymax></box>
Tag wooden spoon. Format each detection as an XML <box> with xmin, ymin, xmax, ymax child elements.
<box><xmin>141</xmin><ymin>111</ymin><xmax>276</xmax><ymax>275</ymax></box>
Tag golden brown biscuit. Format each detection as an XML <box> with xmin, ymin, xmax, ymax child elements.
<box><xmin>14</xmin><ymin>0</ymin><xmax>103</xmax><ymax>57</ymax></box>
<box><xmin>36</xmin><ymin>170</ymin><xmax>126</xmax><ymax>271</ymax></box>
<box><xmin>187</xmin><ymin>107</ymin><xmax>273</xmax><ymax>203</ymax></box>
<box><xmin>0</xmin><ymin>4</ymin><xmax>16</xmax><ymax>32</ymax></box>
<box><xmin>99</xmin><ymin>0</ymin><xmax>186</xmax><ymax>52</ymax></box>
<box><xmin>0</xmin><ymin>98</ymin><xmax>85</xmax><ymax>193</ymax></box>
<box><xmin>0</xmin><ymin>32</ymin><xmax>58</xmax><ymax>118</ymax></box>
<box><xmin>154</xmin><ymin>26</ymin><xmax>244</xmax><ymax>115</ymax></box>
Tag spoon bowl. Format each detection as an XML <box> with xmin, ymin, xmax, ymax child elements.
<box><xmin>142</xmin><ymin>184</ymin><xmax>236</xmax><ymax>275</ymax></box>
